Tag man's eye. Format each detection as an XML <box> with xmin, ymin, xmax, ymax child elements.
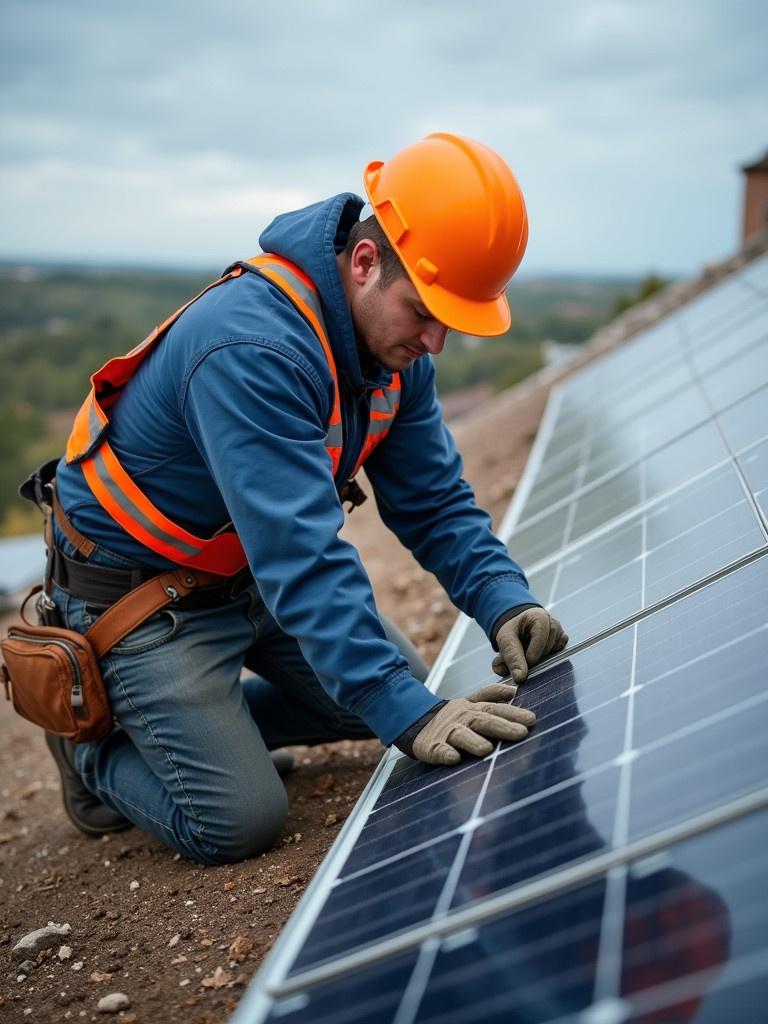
<box><xmin>415</xmin><ymin>309</ymin><xmax>431</xmax><ymax>321</ymax></box>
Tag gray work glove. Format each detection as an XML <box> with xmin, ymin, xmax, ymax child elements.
<box><xmin>411</xmin><ymin>683</ymin><xmax>535</xmax><ymax>766</ymax></box>
<box><xmin>492</xmin><ymin>608</ymin><xmax>568</xmax><ymax>683</ymax></box>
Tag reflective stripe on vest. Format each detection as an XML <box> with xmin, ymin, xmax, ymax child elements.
<box><xmin>64</xmin><ymin>254</ymin><xmax>400</xmax><ymax>575</ymax></box>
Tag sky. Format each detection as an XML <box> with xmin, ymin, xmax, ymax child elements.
<box><xmin>1</xmin><ymin>0</ymin><xmax>767</xmax><ymax>277</ymax></box>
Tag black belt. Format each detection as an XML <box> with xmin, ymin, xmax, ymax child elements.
<box><xmin>52</xmin><ymin>547</ymin><xmax>252</xmax><ymax>610</ymax></box>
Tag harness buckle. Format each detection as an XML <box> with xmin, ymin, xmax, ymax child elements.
<box><xmin>339</xmin><ymin>478</ymin><xmax>368</xmax><ymax>513</ymax></box>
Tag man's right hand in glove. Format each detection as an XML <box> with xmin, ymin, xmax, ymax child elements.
<box><xmin>397</xmin><ymin>683</ymin><xmax>536</xmax><ymax>766</ymax></box>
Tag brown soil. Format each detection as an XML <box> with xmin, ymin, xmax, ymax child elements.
<box><xmin>0</xmin><ymin>371</ymin><xmax>565</xmax><ymax>1024</ymax></box>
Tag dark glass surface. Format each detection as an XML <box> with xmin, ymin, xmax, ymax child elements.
<box><xmin>634</xmin><ymin>625</ymin><xmax>768</xmax><ymax>746</ymax></box>
<box><xmin>628</xmin><ymin>975</ymin><xmax>768</xmax><ymax>1024</ymax></box>
<box><xmin>621</xmin><ymin>811</ymin><xmax>768</xmax><ymax>1020</ymax></box>
<box><xmin>416</xmin><ymin>880</ymin><xmax>606</xmax><ymax>1023</ymax></box>
<box><xmin>629</xmin><ymin>556</ymin><xmax>768</xmax><ymax>837</ymax></box>
<box><xmin>341</xmin><ymin>759</ymin><xmax>487</xmax><ymax>877</ymax></box>
<box><xmin>267</xmin><ymin>950</ymin><xmax>418</xmax><ymax>1023</ymax></box>
<box><xmin>523</xmin><ymin>632</ymin><xmax>634</xmax><ymax>719</ymax></box>
<box><xmin>290</xmin><ymin>834</ymin><xmax>462</xmax><ymax>974</ymax></box>
<box><xmin>630</xmin><ymin>698</ymin><xmax>768</xmax><ymax>840</ymax></box>
<box><xmin>453</xmin><ymin>767</ymin><xmax>619</xmax><ymax>910</ymax></box>
<box><xmin>481</xmin><ymin>695</ymin><xmax>628</xmax><ymax>817</ymax></box>
<box><xmin>272</xmin><ymin>811</ymin><xmax>768</xmax><ymax>1024</ymax></box>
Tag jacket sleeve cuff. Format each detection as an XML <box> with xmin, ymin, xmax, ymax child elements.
<box><xmin>393</xmin><ymin>704</ymin><xmax>448</xmax><ymax>761</ymax></box>
<box><xmin>490</xmin><ymin>604</ymin><xmax>541</xmax><ymax>650</ymax></box>
<box><xmin>393</xmin><ymin>700</ymin><xmax>448</xmax><ymax>758</ymax></box>
<box><xmin>354</xmin><ymin>670</ymin><xmax>444</xmax><ymax>746</ymax></box>
<box><xmin>472</xmin><ymin>575</ymin><xmax>541</xmax><ymax>639</ymax></box>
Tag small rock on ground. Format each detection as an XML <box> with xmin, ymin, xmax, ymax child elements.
<box><xmin>98</xmin><ymin>992</ymin><xmax>131</xmax><ymax>1013</ymax></box>
<box><xmin>12</xmin><ymin>922</ymin><xmax>72</xmax><ymax>961</ymax></box>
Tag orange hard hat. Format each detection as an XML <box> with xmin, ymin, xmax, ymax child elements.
<box><xmin>363</xmin><ymin>132</ymin><xmax>528</xmax><ymax>336</ymax></box>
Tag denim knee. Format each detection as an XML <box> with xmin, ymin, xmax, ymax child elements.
<box><xmin>194</xmin><ymin>778</ymin><xmax>289</xmax><ymax>866</ymax></box>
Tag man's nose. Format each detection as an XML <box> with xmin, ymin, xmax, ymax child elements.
<box><xmin>420</xmin><ymin>321</ymin><xmax>449</xmax><ymax>355</ymax></box>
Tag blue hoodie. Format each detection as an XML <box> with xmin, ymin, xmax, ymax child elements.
<box><xmin>56</xmin><ymin>194</ymin><xmax>539</xmax><ymax>743</ymax></box>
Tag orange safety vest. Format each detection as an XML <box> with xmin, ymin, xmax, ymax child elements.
<box><xmin>65</xmin><ymin>254</ymin><xmax>401</xmax><ymax>576</ymax></box>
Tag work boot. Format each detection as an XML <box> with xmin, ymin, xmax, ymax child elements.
<box><xmin>45</xmin><ymin>732</ymin><xmax>132</xmax><ymax>837</ymax></box>
<box><xmin>270</xmin><ymin>750</ymin><xmax>295</xmax><ymax>778</ymax></box>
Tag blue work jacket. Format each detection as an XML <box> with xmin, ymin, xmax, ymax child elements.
<box><xmin>55</xmin><ymin>193</ymin><xmax>539</xmax><ymax>743</ymax></box>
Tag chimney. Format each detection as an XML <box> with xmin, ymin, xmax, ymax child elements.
<box><xmin>741</xmin><ymin>149</ymin><xmax>768</xmax><ymax>244</ymax></box>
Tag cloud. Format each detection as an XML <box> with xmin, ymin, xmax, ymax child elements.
<box><xmin>1</xmin><ymin>0</ymin><xmax>766</xmax><ymax>271</ymax></box>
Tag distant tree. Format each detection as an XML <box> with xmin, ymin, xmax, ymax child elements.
<box><xmin>608</xmin><ymin>273</ymin><xmax>670</xmax><ymax>321</ymax></box>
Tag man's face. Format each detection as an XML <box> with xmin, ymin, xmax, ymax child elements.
<box><xmin>351</xmin><ymin>266</ymin><xmax>450</xmax><ymax>372</ymax></box>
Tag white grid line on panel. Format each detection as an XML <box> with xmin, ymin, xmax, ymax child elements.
<box><xmin>591</xmin><ymin>466</ymin><xmax>647</xmax><ymax>1003</ymax></box>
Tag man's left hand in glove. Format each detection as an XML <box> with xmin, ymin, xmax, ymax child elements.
<box><xmin>492</xmin><ymin>606</ymin><xmax>568</xmax><ymax>683</ymax></box>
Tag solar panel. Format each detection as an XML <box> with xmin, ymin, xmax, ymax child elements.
<box><xmin>233</xmin><ymin>254</ymin><xmax>768</xmax><ymax>1024</ymax></box>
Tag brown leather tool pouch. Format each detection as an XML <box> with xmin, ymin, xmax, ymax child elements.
<box><xmin>2</xmin><ymin>567</ymin><xmax>221</xmax><ymax>744</ymax></box>
<box><xmin>1</xmin><ymin>611</ymin><xmax>112</xmax><ymax>743</ymax></box>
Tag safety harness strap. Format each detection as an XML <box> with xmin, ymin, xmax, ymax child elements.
<box><xmin>64</xmin><ymin>254</ymin><xmax>401</xmax><ymax>575</ymax></box>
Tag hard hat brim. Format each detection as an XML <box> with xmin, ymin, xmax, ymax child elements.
<box><xmin>410</xmin><ymin>276</ymin><xmax>512</xmax><ymax>338</ymax></box>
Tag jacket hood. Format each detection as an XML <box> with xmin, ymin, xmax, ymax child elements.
<box><xmin>259</xmin><ymin>193</ymin><xmax>391</xmax><ymax>390</ymax></box>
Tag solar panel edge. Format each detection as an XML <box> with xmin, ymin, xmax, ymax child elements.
<box><xmin>496</xmin><ymin>381</ymin><xmax>567</xmax><ymax>543</ymax></box>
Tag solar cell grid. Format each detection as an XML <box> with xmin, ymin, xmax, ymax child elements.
<box><xmin>511</xmin><ymin>419</ymin><xmax>733</xmax><ymax>567</ymax></box>
<box><xmin>264</xmin><ymin>809</ymin><xmax>768</xmax><ymax>1024</ymax></box>
<box><xmin>268</xmin><ymin>555</ymin><xmax>768</xmax><ymax>984</ymax></box>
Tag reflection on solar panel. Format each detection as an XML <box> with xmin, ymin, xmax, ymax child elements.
<box><xmin>233</xmin><ymin>254</ymin><xmax>768</xmax><ymax>1024</ymax></box>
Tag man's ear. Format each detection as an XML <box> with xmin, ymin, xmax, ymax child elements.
<box><xmin>348</xmin><ymin>239</ymin><xmax>379</xmax><ymax>286</ymax></box>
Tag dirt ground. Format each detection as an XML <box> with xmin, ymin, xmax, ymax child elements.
<box><xmin>0</xmin><ymin>355</ymin><xmax>600</xmax><ymax>1023</ymax></box>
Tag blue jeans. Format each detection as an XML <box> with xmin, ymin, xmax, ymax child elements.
<box><xmin>51</xmin><ymin>531</ymin><xmax>374</xmax><ymax>865</ymax></box>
